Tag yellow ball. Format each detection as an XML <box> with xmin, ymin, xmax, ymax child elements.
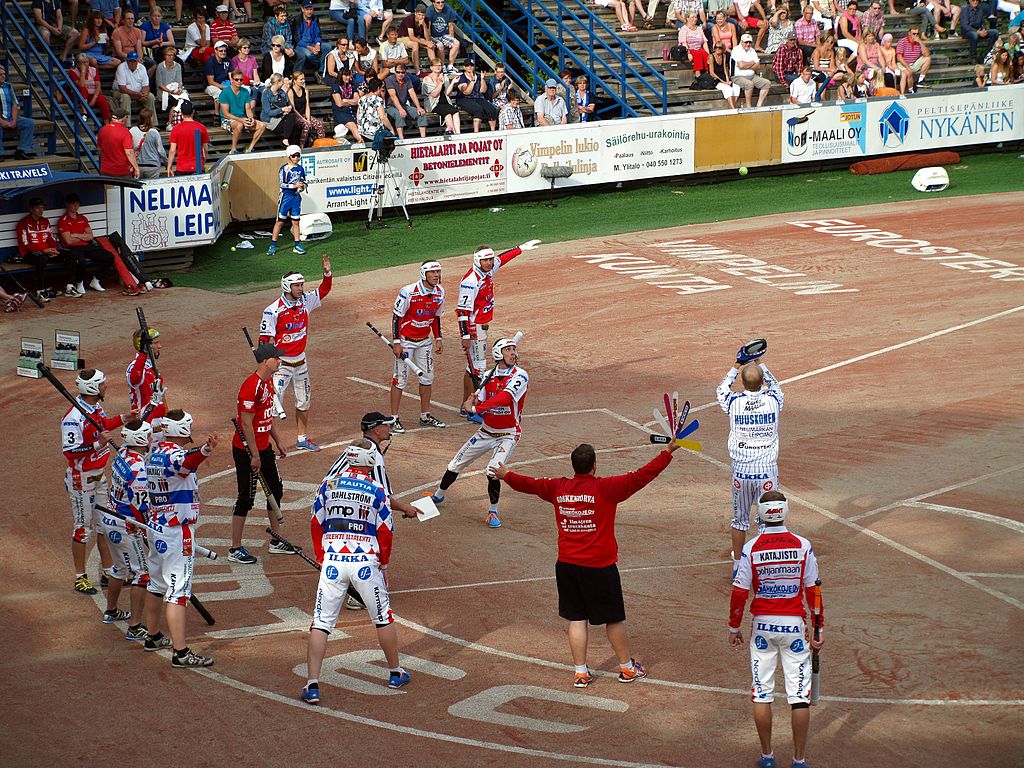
<box><xmin>231</xmin><ymin>246</ymin><xmax>236</xmax><ymax>252</ymax></box>
<box><xmin>739</xmin><ymin>166</ymin><xmax>749</xmax><ymax>176</ymax></box>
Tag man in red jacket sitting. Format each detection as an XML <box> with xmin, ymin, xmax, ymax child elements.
<box><xmin>493</xmin><ymin>442</ymin><xmax>679</xmax><ymax>688</ymax></box>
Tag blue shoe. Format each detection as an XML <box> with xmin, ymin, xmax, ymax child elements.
<box><xmin>388</xmin><ymin>671</ymin><xmax>411</xmax><ymax>689</ymax></box>
<box><xmin>228</xmin><ymin>546</ymin><xmax>257</xmax><ymax>564</ymax></box>
<box><xmin>757</xmin><ymin>756</ymin><xmax>776</xmax><ymax>768</ymax></box>
<box><xmin>296</xmin><ymin>438</ymin><xmax>321</xmax><ymax>452</ymax></box>
<box><xmin>301</xmin><ymin>684</ymin><xmax>320</xmax><ymax>705</ymax></box>
<box><xmin>487</xmin><ymin>511</ymin><xmax>501</xmax><ymax>528</ymax></box>
<box><xmin>293</xmin><ymin>242</ymin><xmax>306</xmax><ymax>254</ymax></box>
<box><xmin>429</xmin><ymin>494</ymin><xmax>444</xmax><ymax>506</ymax></box>
<box><xmin>791</xmin><ymin>761</ymin><xmax>809</xmax><ymax>768</ymax></box>
<box><xmin>267</xmin><ymin>242</ymin><xmax>278</xmax><ymax>256</ymax></box>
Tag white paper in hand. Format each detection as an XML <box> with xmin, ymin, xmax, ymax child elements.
<box><xmin>410</xmin><ymin>496</ymin><xmax>440</xmax><ymax>522</ymax></box>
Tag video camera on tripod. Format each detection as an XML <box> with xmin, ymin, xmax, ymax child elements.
<box><xmin>371</xmin><ymin>128</ymin><xmax>398</xmax><ymax>161</ymax></box>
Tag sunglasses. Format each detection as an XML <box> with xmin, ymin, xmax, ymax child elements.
<box><xmin>272</xmin><ymin>43</ymin><xmax>281</xmax><ymax>47</ymax></box>
<box><xmin>289</xmin><ymin>153</ymin><xmax>301</xmax><ymax>158</ymax></box>
<box><xmin>240</xmin><ymin>45</ymin><xmax>249</xmax><ymax>49</ymax></box>
<box><xmin>232</xmin><ymin>77</ymin><xmax>243</xmax><ymax>81</ymax></box>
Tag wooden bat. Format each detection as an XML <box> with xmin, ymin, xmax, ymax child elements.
<box><xmin>648</xmin><ymin>435</ymin><xmax>703</xmax><ymax>452</ymax></box>
<box><xmin>266</xmin><ymin>527</ymin><xmax>366</xmax><ymax>608</ymax></box>
<box><xmin>366</xmin><ymin>321</ymin><xmax>425</xmax><ymax>377</ymax></box>
<box><xmin>230</xmin><ymin>417</ymin><xmax>284</xmax><ymax>523</ymax></box>
<box><xmin>675</xmin><ymin>399</ymin><xmax>691</xmax><ymax>434</ymax></box>
<box><xmin>8</xmin><ymin>271</ymin><xmax>45</xmax><ymax>308</ymax></box>
<box><xmin>649</xmin><ymin>419</ymin><xmax>700</xmax><ymax>443</ymax></box>
<box><xmin>810</xmin><ymin>578</ymin><xmax>823</xmax><ymax>704</ymax></box>
<box><xmin>37</xmin><ymin>362</ymin><xmax>119</xmax><ymax>449</ymax></box>
<box><xmin>652</xmin><ymin>407</ymin><xmax>673</xmax><ymax>438</ymax></box>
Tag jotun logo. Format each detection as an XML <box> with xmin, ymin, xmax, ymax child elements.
<box><xmin>879</xmin><ymin>102</ymin><xmax>910</xmax><ymax>148</ymax></box>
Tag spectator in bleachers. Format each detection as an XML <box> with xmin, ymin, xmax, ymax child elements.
<box><xmin>330</xmin><ymin>68</ymin><xmax>362</xmax><ymax>140</ymax></box>
<box><xmin>896</xmin><ymin>25</ymin><xmax>930</xmax><ymax>89</ymax></box>
<box><xmin>961</xmin><ymin>0</ymin><xmax>997</xmax><ymax>63</ymax></box>
<box><xmin>534</xmin><ymin>77</ymin><xmax>568</xmax><ymax>126</ymax></box>
<box><xmin>0</xmin><ymin>67</ymin><xmax>36</xmax><ymax>161</ymax></box>
<box><xmin>670</xmin><ymin>0</ymin><xmax>705</xmax><ymax>29</ymax></box>
<box><xmin>167</xmin><ymin>100</ymin><xmax>210</xmax><ymax>175</ymax></box>
<box><xmin>731</xmin><ymin>32</ymin><xmax>771</xmax><ymax>105</ymax></box>
<box><xmin>155</xmin><ymin>45</ymin><xmax>188</xmax><ymax>127</ymax></box>
<box><xmin>789</xmin><ymin>64</ymin><xmax>818</xmax><ymax>101</ymax></box>
<box><xmin>498</xmin><ymin>89</ymin><xmax>524</xmax><ymax>129</ymax></box>
<box><xmin>232</xmin><ymin>38</ymin><xmax>260</xmax><ymax>85</ymax></box>
<box><xmin>263</xmin><ymin>6</ymin><xmax>296</xmax><ymax>60</ymax></box>
<box><xmin>220</xmin><ymin>68</ymin><xmax>268</xmax><ymax>152</ymax></box>
<box><xmin>112</xmin><ymin>52</ymin><xmax>156</xmax><ymax>126</ymax></box>
<box><xmin>71</xmin><ymin>53</ymin><xmax>112</xmax><ymax>122</ymax></box>
<box><xmin>380</xmin><ymin>26</ymin><xmax>410</xmax><ymax>79</ymax></box>
<box><xmin>184</xmin><ymin>8</ymin><xmax>216</xmax><ymax>66</ymax></box>
<box><xmin>705</xmin><ymin>0</ymin><xmax>736</xmax><ymax>37</ymax></box>
<box><xmin>574</xmin><ymin>76</ymin><xmax>596</xmax><ymax>122</ymax></box>
<box><xmin>627</xmin><ymin>0</ymin><xmax>657</xmax><ymax>29</ymax></box>
<box><xmin>677</xmin><ymin>11</ymin><xmax>711</xmax><ymax>74</ymax></box>
<box><xmin>454</xmin><ymin>58</ymin><xmax>497</xmax><ymax>132</ymax></box>
<box><xmin>989</xmin><ymin>48</ymin><xmax>1012</xmax><ymax>82</ymax></box>
<box><xmin>931</xmin><ymin>0</ymin><xmax>960</xmax><ymax>38</ymax></box>
<box><xmin>892</xmin><ymin>0</ymin><xmax>936</xmax><ymax>38</ymax></box>
<box><xmin>92</xmin><ymin>0</ymin><xmax>122</xmax><ymax>27</ymax></box>
<box><xmin>709</xmin><ymin>41</ymin><xmax>741</xmax><ymax>107</ymax></box>
<box><xmin>287</xmin><ymin>71</ymin><xmax>327</xmax><ymax>145</ymax></box>
<box><xmin>560</xmin><ymin>69</ymin><xmax>580</xmax><ymax>122</ymax></box>
<box><xmin>205</xmin><ymin>40</ymin><xmax>233</xmax><ymax>98</ymax></box>
<box><xmin>793</xmin><ymin>6</ymin><xmax>818</xmax><ymax>61</ymax></box>
<box><xmin>733</xmin><ymin>0</ymin><xmax>767</xmax><ymax>50</ymax></box>
<box><xmin>595</xmin><ymin>0</ymin><xmax>635</xmax><ymax>33</ymax></box>
<box><xmin>397</xmin><ymin>6</ymin><xmax>430</xmax><ymax>70</ymax></box>
<box><xmin>384</xmin><ymin>63</ymin><xmax>427</xmax><ymax>138</ymax></box>
<box><xmin>211</xmin><ymin>5</ymin><xmax>242</xmax><ymax>52</ymax></box>
<box><xmin>293</xmin><ymin>0</ymin><xmax>329</xmax><ymax>77</ymax></box>
<box><xmin>261</xmin><ymin>34</ymin><xmax>297</xmax><ymax>84</ymax></box>
<box><xmin>130</xmin><ymin>108</ymin><xmax>167</xmax><ymax>178</ymax></box>
<box><xmin>811</xmin><ymin>30</ymin><xmax>837</xmax><ymax>84</ymax></box>
<box><xmin>33</xmin><ymin>0</ymin><xmax>80</xmax><ymax>66</ymax></box>
<box><xmin>858</xmin><ymin>0</ymin><xmax>885</xmax><ymax>40</ymax></box>
<box><xmin>878</xmin><ymin>31</ymin><xmax>910</xmax><ymax>90</ymax></box>
<box><xmin>354</xmin><ymin>37</ymin><xmax>381</xmax><ymax>83</ymax></box>
<box><xmin>836</xmin><ymin>0</ymin><xmax>861</xmax><ymax>56</ymax></box>
<box><xmin>98</xmin><ymin>106</ymin><xmax>140</xmax><ymax>178</ymax></box>
<box><xmin>229</xmin><ymin>0</ymin><xmax>255</xmax><ymax>24</ymax></box>
<box><xmin>811</xmin><ymin>0</ymin><xmax>836</xmax><ymax>31</ymax></box>
<box><xmin>356</xmin><ymin>77</ymin><xmax>395</xmax><ymax>140</ymax></box>
<box><xmin>112</xmin><ymin>11</ymin><xmax>149</xmax><ymax>66</ymax></box>
<box><xmin>325</xmin><ymin>35</ymin><xmax>355</xmax><ymax>86</ymax></box>
<box><xmin>773</xmin><ymin>31</ymin><xmax>804</xmax><ymax>83</ymax></box>
<box><xmin>765</xmin><ymin>6</ymin><xmax>794</xmax><ymax>54</ymax></box>
<box><xmin>13</xmin><ymin>198</ymin><xmax>62</xmax><ymax>301</ymax></box>
<box><xmin>712</xmin><ymin>10</ymin><xmax>739</xmax><ymax>50</ymax></box>
<box><xmin>56</xmin><ymin>193</ymin><xmax>115</xmax><ymax>294</ymax></box>
<box><xmin>141</xmin><ymin>8</ymin><xmax>176</xmax><ymax>60</ymax></box>
<box><xmin>262</xmin><ymin>72</ymin><xmax>298</xmax><ymax>143</ymax></box>
<box><xmin>857</xmin><ymin>31</ymin><xmax>884</xmax><ymax>86</ymax></box>
<box><xmin>489</xmin><ymin>63</ymin><xmax>511</xmax><ymax>108</ymax></box>
<box><xmin>360</xmin><ymin>0</ymin><xmax>395</xmax><ymax>43</ymax></box>
<box><xmin>330</xmin><ymin>0</ymin><xmax>365</xmax><ymax>43</ymax></box>
<box><xmin>420</xmin><ymin>59</ymin><xmax>460</xmax><ymax>135</ymax></box>
<box><xmin>80</xmin><ymin>11</ymin><xmax>122</xmax><ymax>70</ymax></box>
<box><xmin>425</xmin><ymin>0</ymin><xmax>461</xmax><ymax>73</ymax></box>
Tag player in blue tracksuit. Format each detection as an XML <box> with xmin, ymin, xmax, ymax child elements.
<box><xmin>268</xmin><ymin>145</ymin><xmax>307</xmax><ymax>256</ymax></box>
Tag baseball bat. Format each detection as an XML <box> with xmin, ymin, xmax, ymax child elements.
<box><xmin>267</xmin><ymin>527</ymin><xmax>367</xmax><ymax>608</ymax></box>
<box><xmin>366</xmin><ymin>321</ymin><xmax>425</xmax><ymax>377</ymax></box>
<box><xmin>649</xmin><ymin>419</ymin><xmax>701</xmax><ymax>443</ymax></box>
<box><xmin>464</xmin><ymin>341</ymin><xmax>482</xmax><ymax>390</ymax></box>
<box><xmin>648</xmin><ymin>435</ymin><xmax>703</xmax><ymax>452</ymax></box>
<box><xmin>810</xmin><ymin>578</ymin><xmax>823</xmax><ymax>704</ymax></box>
<box><xmin>230</xmin><ymin>417</ymin><xmax>285</xmax><ymax>523</ymax></box>
<box><xmin>97</xmin><ymin>504</ymin><xmax>217</xmax><ymax>560</ymax></box>
<box><xmin>37</xmin><ymin>362</ymin><xmax>119</xmax><ymax>448</ymax></box>
<box><xmin>675</xmin><ymin>399</ymin><xmax>691</xmax><ymax>434</ymax></box>
<box><xmin>8</xmin><ymin>271</ymin><xmax>45</xmax><ymax>308</ymax></box>
<box><xmin>652</xmin><ymin>407</ymin><xmax>673</xmax><ymax>439</ymax></box>
<box><xmin>243</xmin><ymin>326</ymin><xmax>287</xmax><ymax>419</ymax></box>
<box><xmin>663</xmin><ymin>393</ymin><xmax>675</xmax><ymax>434</ymax></box>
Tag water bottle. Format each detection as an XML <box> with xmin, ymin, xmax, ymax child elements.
<box><xmin>663</xmin><ymin>47</ymin><xmax>670</xmax><ymax>60</ymax></box>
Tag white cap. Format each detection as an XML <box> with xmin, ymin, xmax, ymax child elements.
<box><xmin>741</xmin><ymin>33</ymin><xmax>753</xmax><ymax>42</ymax></box>
<box><xmin>473</xmin><ymin>247</ymin><xmax>495</xmax><ymax>270</ymax></box>
<box><xmin>286</xmin><ymin>145</ymin><xmax>302</xmax><ymax>156</ymax></box>
<box><xmin>216</xmin><ymin>4</ymin><xmax>229</xmax><ymax>11</ymax></box>
<box><xmin>213</xmin><ymin>40</ymin><xmax>228</xmax><ymax>48</ymax></box>
<box><xmin>911</xmin><ymin>166</ymin><xmax>949</xmax><ymax>193</ymax></box>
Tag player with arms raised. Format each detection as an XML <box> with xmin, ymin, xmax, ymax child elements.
<box><xmin>430</xmin><ymin>337</ymin><xmax>527</xmax><ymax>528</ymax></box>
<box><xmin>126</xmin><ymin>327</ymin><xmax>166</xmax><ymax>436</ymax></box>
<box><xmin>259</xmin><ymin>255</ymin><xmax>333</xmax><ymax>451</ymax></box>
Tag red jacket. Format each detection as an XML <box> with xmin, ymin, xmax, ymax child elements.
<box><xmin>503</xmin><ymin>451</ymin><xmax>673</xmax><ymax>568</ymax></box>
<box><xmin>16</xmin><ymin>214</ymin><xmax>57</xmax><ymax>257</ymax></box>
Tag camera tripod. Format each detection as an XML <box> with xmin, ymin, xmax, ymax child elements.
<box><xmin>366</xmin><ymin>149</ymin><xmax>412</xmax><ymax>229</ymax></box>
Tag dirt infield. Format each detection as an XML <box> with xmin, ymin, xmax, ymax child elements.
<box><xmin>2</xmin><ymin>192</ymin><xmax>1022</xmax><ymax>768</ymax></box>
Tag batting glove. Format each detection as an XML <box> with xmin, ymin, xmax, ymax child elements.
<box><xmin>518</xmin><ymin>239</ymin><xmax>542</xmax><ymax>251</ymax></box>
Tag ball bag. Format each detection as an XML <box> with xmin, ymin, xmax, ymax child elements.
<box><xmin>911</xmin><ymin>166</ymin><xmax>949</xmax><ymax>193</ymax></box>
<box><xmin>299</xmin><ymin>213</ymin><xmax>332</xmax><ymax>241</ymax></box>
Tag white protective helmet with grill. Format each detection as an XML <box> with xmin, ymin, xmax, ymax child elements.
<box><xmin>419</xmin><ymin>260</ymin><xmax>442</xmax><ymax>282</ymax></box>
<box><xmin>162</xmin><ymin>411</ymin><xmax>194</xmax><ymax>439</ymax></box>
<box><xmin>282</xmin><ymin>272</ymin><xmax>305</xmax><ymax>294</ymax></box>
<box><xmin>343</xmin><ymin>439</ymin><xmax>375</xmax><ymax>467</ymax></box>
<box><xmin>76</xmin><ymin>369</ymin><xmax>106</xmax><ymax>396</ymax></box>
<box><xmin>121</xmin><ymin>420</ymin><xmax>154</xmax><ymax>448</ymax></box>
<box><xmin>491</xmin><ymin>337</ymin><xmax>517</xmax><ymax>361</ymax></box>
<box><xmin>757</xmin><ymin>495</ymin><xmax>788</xmax><ymax>525</ymax></box>
<box><xmin>473</xmin><ymin>247</ymin><xmax>495</xmax><ymax>271</ymax></box>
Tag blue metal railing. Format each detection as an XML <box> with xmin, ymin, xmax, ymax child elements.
<box><xmin>0</xmin><ymin>0</ymin><xmax>101</xmax><ymax>170</ymax></box>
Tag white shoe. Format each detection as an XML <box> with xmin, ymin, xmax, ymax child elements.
<box><xmin>76</xmin><ymin>281</ymin><xmax>86</xmax><ymax>295</ymax></box>
<box><xmin>65</xmin><ymin>284</ymin><xmax>84</xmax><ymax>298</ymax></box>
<box><xmin>88</xmin><ymin>277</ymin><xmax>105</xmax><ymax>292</ymax></box>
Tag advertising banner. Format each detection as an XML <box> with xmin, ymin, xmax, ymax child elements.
<box><xmin>781</xmin><ymin>102</ymin><xmax>867</xmax><ymax>162</ymax></box>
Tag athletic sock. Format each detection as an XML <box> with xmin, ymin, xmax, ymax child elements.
<box><xmin>297</xmin><ymin>434</ymin><xmax>307</xmax><ymax>443</ymax></box>
<box><xmin>147</xmin><ymin>631</ymin><xmax>164</xmax><ymax>642</ymax></box>
<box><xmin>487</xmin><ymin>505</ymin><xmax>498</xmax><ymax>513</ymax></box>
<box><xmin>621</xmin><ymin>659</ymin><xmax>636</xmax><ymax>672</ymax></box>
<box><xmin>420</xmin><ymin>412</ymin><xmax>429</xmax><ymax>420</ymax></box>
<box><xmin>128</xmin><ymin>623</ymin><xmax>142</xmax><ymax>631</ymax></box>
<box><xmin>574</xmin><ymin>665</ymin><xmax>589</xmax><ymax>675</ymax></box>
<box><xmin>307</xmin><ymin>679</ymin><xmax>319</xmax><ymax>688</ymax></box>
<box><xmin>390</xmin><ymin>666</ymin><xmax>406</xmax><ymax>675</ymax></box>
<box><xmin>762</xmin><ymin>754</ymin><xmax>774</xmax><ymax>761</ymax></box>
<box><xmin>433</xmin><ymin>488</ymin><xmax>446</xmax><ymax>501</ymax></box>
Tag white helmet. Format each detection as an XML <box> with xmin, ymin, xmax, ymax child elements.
<box><xmin>419</xmin><ymin>260</ymin><xmax>442</xmax><ymax>282</ymax></box>
<box><xmin>757</xmin><ymin>495</ymin><xmax>788</xmax><ymax>525</ymax></box>
<box><xmin>491</xmin><ymin>338</ymin><xmax>517</xmax><ymax>361</ymax></box>
<box><xmin>343</xmin><ymin>439</ymin><xmax>375</xmax><ymax>467</ymax></box>
<box><xmin>121</xmin><ymin>420</ymin><xmax>153</xmax><ymax>448</ymax></box>
<box><xmin>162</xmin><ymin>411</ymin><xmax>193</xmax><ymax>439</ymax></box>
<box><xmin>76</xmin><ymin>369</ymin><xmax>106</xmax><ymax>396</ymax></box>
<box><xmin>473</xmin><ymin>246</ymin><xmax>495</xmax><ymax>270</ymax></box>
<box><xmin>282</xmin><ymin>271</ymin><xmax>305</xmax><ymax>293</ymax></box>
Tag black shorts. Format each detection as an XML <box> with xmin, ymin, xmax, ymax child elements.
<box><xmin>555</xmin><ymin>561</ymin><xmax>626</xmax><ymax>626</ymax></box>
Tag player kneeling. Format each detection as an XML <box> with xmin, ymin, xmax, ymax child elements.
<box><xmin>302</xmin><ymin>439</ymin><xmax>409</xmax><ymax>705</ymax></box>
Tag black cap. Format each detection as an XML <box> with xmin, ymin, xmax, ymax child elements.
<box><xmin>361</xmin><ymin>411</ymin><xmax>396</xmax><ymax>432</ymax></box>
<box><xmin>179</xmin><ymin>100</ymin><xmax>194</xmax><ymax>115</ymax></box>
<box><xmin>254</xmin><ymin>343</ymin><xmax>284</xmax><ymax>362</ymax></box>
<box><xmin>65</xmin><ymin>192</ymin><xmax>80</xmax><ymax>204</ymax></box>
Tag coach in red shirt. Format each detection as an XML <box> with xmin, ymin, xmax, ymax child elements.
<box><xmin>97</xmin><ymin>106</ymin><xmax>140</xmax><ymax>178</ymax></box>
<box><xmin>166</xmin><ymin>101</ymin><xmax>209</xmax><ymax>176</ymax></box>
<box><xmin>493</xmin><ymin>441</ymin><xmax>679</xmax><ymax>688</ymax></box>
<box><xmin>57</xmin><ymin>192</ymin><xmax>115</xmax><ymax>293</ymax></box>
<box><xmin>12</xmin><ymin>196</ymin><xmax>61</xmax><ymax>298</ymax></box>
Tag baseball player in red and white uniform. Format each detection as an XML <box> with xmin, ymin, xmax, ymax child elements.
<box><xmin>125</xmin><ymin>326</ymin><xmax>166</xmax><ymax>437</ymax></box>
<box><xmin>717</xmin><ymin>355</ymin><xmax>784</xmax><ymax>579</ymax></box>
<box><xmin>455</xmin><ymin>239</ymin><xmax>539</xmax><ymax>418</ymax></box>
<box><xmin>61</xmin><ymin>369</ymin><xmax>137</xmax><ymax>595</ymax></box>
<box><xmin>259</xmin><ymin>254</ymin><xmax>333</xmax><ymax>452</ymax></box>
<box><xmin>430</xmin><ymin>337</ymin><xmax>528</xmax><ymax>528</ymax></box>
<box><xmin>389</xmin><ymin>260</ymin><xmax>445</xmax><ymax>434</ymax></box>
<box><xmin>103</xmin><ymin>419</ymin><xmax>153</xmax><ymax>638</ymax></box>
<box><xmin>301</xmin><ymin>440</ymin><xmax>409</xmax><ymax>706</ymax></box>
<box><xmin>144</xmin><ymin>409</ymin><xmax>218</xmax><ymax>667</ymax></box>
<box><xmin>729</xmin><ymin>491</ymin><xmax>823</xmax><ymax>768</ymax></box>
